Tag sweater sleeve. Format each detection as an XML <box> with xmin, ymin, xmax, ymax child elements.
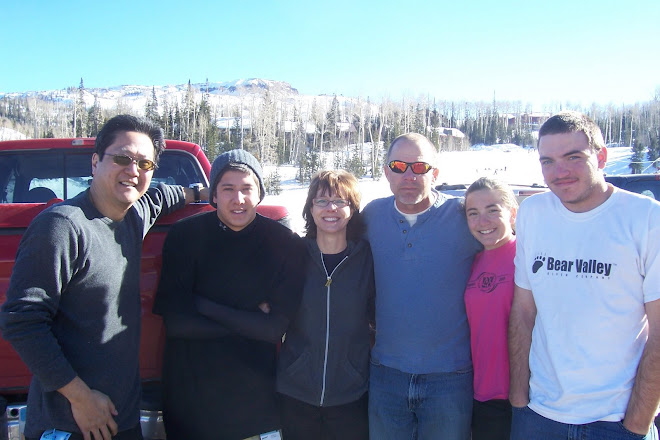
<box><xmin>159</xmin><ymin>310</ymin><xmax>232</xmax><ymax>339</ymax></box>
<box><xmin>135</xmin><ymin>183</ymin><xmax>186</xmax><ymax>237</ymax></box>
<box><xmin>366</xmin><ymin>247</ymin><xmax>376</xmax><ymax>328</ymax></box>
<box><xmin>0</xmin><ymin>212</ymin><xmax>79</xmax><ymax>391</ymax></box>
<box><xmin>264</xmin><ymin>230</ymin><xmax>305</xmax><ymax>320</ymax></box>
<box><xmin>194</xmin><ymin>295</ymin><xmax>288</xmax><ymax>344</ymax></box>
<box><xmin>153</xmin><ymin>218</ymin><xmax>231</xmax><ymax>339</ymax></box>
<box><xmin>191</xmin><ymin>226</ymin><xmax>304</xmax><ymax>343</ymax></box>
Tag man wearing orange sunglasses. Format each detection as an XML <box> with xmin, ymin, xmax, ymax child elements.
<box><xmin>363</xmin><ymin>133</ymin><xmax>482</xmax><ymax>439</ymax></box>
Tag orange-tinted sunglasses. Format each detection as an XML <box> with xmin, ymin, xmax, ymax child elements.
<box><xmin>387</xmin><ymin>160</ymin><xmax>433</xmax><ymax>174</ymax></box>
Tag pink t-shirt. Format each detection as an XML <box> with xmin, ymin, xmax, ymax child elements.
<box><xmin>464</xmin><ymin>237</ymin><xmax>516</xmax><ymax>401</ymax></box>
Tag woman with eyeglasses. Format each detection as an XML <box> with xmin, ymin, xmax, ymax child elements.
<box><xmin>276</xmin><ymin>170</ymin><xmax>375</xmax><ymax>440</ymax></box>
<box><xmin>463</xmin><ymin>177</ymin><xmax>518</xmax><ymax>440</ymax></box>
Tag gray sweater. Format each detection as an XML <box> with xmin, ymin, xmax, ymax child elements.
<box><xmin>0</xmin><ymin>184</ymin><xmax>185</xmax><ymax>437</ymax></box>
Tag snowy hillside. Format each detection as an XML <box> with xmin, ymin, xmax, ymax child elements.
<box><xmin>0</xmin><ymin>127</ymin><xmax>28</xmax><ymax>141</ymax></box>
<box><xmin>1</xmin><ymin>79</ymin><xmax>298</xmax><ymax>109</ymax></box>
<box><xmin>0</xmin><ymin>79</ymin><xmax>362</xmax><ymax>121</ymax></box>
<box><xmin>264</xmin><ymin>144</ymin><xmax>639</xmax><ymax>234</ymax></box>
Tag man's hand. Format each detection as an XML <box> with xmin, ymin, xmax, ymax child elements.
<box><xmin>58</xmin><ymin>377</ymin><xmax>118</xmax><ymax>440</ymax></box>
<box><xmin>623</xmin><ymin>298</ymin><xmax>660</xmax><ymax>435</ymax></box>
<box><xmin>258</xmin><ymin>302</ymin><xmax>271</xmax><ymax>314</ymax></box>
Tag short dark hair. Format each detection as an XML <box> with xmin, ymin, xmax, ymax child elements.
<box><xmin>302</xmin><ymin>170</ymin><xmax>365</xmax><ymax>242</ymax></box>
<box><xmin>538</xmin><ymin>111</ymin><xmax>605</xmax><ymax>152</ymax></box>
<box><xmin>95</xmin><ymin>114</ymin><xmax>166</xmax><ymax>162</ymax></box>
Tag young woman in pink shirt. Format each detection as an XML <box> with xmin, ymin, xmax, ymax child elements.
<box><xmin>463</xmin><ymin>177</ymin><xmax>518</xmax><ymax>440</ymax></box>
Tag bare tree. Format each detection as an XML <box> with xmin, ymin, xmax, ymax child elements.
<box><xmin>254</xmin><ymin>91</ymin><xmax>277</xmax><ymax>163</ymax></box>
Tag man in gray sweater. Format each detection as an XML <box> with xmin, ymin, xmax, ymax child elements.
<box><xmin>0</xmin><ymin>115</ymin><xmax>203</xmax><ymax>440</ymax></box>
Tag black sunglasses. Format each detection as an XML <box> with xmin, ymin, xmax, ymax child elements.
<box><xmin>105</xmin><ymin>153</ymin><xmax>157</xmax><ymax>171</ymax></box>
<box><xmin>387</xmin><ymin>160</ymin><xmax>433</xmax><ymax>175</ymax></box>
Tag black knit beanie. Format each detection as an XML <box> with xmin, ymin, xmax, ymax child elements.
<box><xmin>208</xmin><ymin>149</ymin><xmax>266</xmax><ymax>207</ymax></box>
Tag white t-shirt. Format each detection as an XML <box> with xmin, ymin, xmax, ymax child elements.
<box><xmin>514</xmin><ymin>187</ymin><xmax>660</xmax><ymax>424</ymax></box>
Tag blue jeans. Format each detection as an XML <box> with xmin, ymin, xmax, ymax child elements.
<box><xmin>511</xmin><ymin>405</ymin><xmax>659</xmax><ymax>440</ymax></box>
<box><xmin>368</xmin><ymin>361</ymin><xmax>472</xmax><ymax>440</ymax></box>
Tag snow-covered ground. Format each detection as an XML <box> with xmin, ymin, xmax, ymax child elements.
<box><xmin>0</xmin><ymin>127</ymin><xmax>28</xmax><ymax>141</ymax></box>
<box><xmin>263</xmin><ymin>144</ymin><xmax>639</xmax><ymax>234</ymax></box>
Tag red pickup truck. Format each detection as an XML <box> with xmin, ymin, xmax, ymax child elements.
<box><xmin>0</xmin><ymin>138</ymin><xmax>288</xmax><ymax>439</ymax></box>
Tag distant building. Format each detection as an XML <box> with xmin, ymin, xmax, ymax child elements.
<box><xmin>428</xmin><ymin>126</ymin><xmax>469</xmax><ymax>151</ymax></box>
<box><xmin>505</xmin><ymin>112</ymin><xmax>551</xmax><ymax>130</ymax></box>
<box><xmin>434</xmin><ymin>127</ymin><xmax>466</xmax><ymax>138</ymax></box>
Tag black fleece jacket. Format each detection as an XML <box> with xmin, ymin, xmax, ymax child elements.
<box><xmin>276</xmin><ymin>237</ymin><xmax>375</xmax><ymax>407</ymax></box>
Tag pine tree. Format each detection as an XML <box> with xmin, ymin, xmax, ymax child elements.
<box><xmin>298</xmin><ymin>149</ymin><xmax>322</xmax><ymax>184</ymax></box>
<box><xmin>630</xmin><ymin>138</ymin><xmax>645</xmax><ymax>173</ymax></box>
<box><xmin>232</xmin><ymin>107</ymin><xmax>242</xmax><ymax>150</ymax></box>
<box><xmin>74</xmin><ymin>78</ymin><xmax>86</xmax><ymax>137</ymax></box>
<box><xmin>291</xmin><ymin>114</ymin><xmax>306</xmax><ymax>164</ymax></box>
<box><xmin>647</xmin><ymin>130</ymin><xmax>660</xmax><ymax>172</ymax></box>
<box><xmin>326</xmin><ymin>95</ymin><xmax>339</xmax><ymax>151</ymax></box>
<box><xmin>346</xmin><ymin>144</ymin><xmax>366</xmax><ymax>178</ymax></box>
<box><xmin>205</xmin><ymin>122</ymin><xmax>220</xmax><ymax>162</ymax></box>
<box><xmin>264</xmin><ymin>168</ymin><xmax>282</xmax><ymax>195</ymax></box>
<box><xmin>182</xmin><ymin>80</ymin><xmax>195</xmax><ymax>141</ymax></box>
<box><xmin>255</xmin><ymin>91</ymin><xmax>277</xmax><ymax>163</ymax></box>
<box><xmin>311</xmin><ymin>99</ymin><xmax>324</xmax><ymax>154</ymax></box>
<box><xmin>174</xmin><ymin>103</ymin><xmax>182</xmax><ymax>140</ymax></box>
<box><xmin>197</xmin><ymin>88</ymin><xmax>212</xmax><ymax>148</ymax></box>
<box><xmin>161</xmin><ymin>99</ymin><xmax>174</xmax><ymax>138</ymax></box>
<box><xmin>86</xmin><ymin>94</ymin><xmax>102</xmax><ymax>136</ymax></box>
<box><xmin>412</xmin><ymin>103</ymin><xmax>426</xmax><ymax>134</ymax></box>
<box><xmin>145</xmin><ymin>87</ymin><xmax>160</xmax><ymax>124</ymax></box>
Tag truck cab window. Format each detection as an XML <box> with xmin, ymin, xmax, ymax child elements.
<box><xmin>1</xmin><ymin>149</ymin><xmax>207</xmax><ymax>203</ymax></box>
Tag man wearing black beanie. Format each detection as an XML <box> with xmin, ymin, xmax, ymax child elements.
<box><xmin>154</xmin><ymin>149</ymin><xmax>304</xmax><ymax>440</ymax></box>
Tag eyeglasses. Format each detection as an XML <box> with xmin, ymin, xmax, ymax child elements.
<box><xmin>387</xmin><ymin>160</ymin><xmax>433</xmax><ymax>175</ymax></box>
<box><xmin>312</xmin><ymin>198</ymin><xmax>350</xmax><ymax>208</ymax></box>
<box><xmin>105</xmin><ymin>153</ymin><xmax>157</xmax><ymax>171</ymax></box>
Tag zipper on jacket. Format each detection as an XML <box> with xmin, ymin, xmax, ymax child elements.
<box><xmin>319</xmin><ymin>252</ymin><xmax>348</xmax><ymax>406</ymax></box>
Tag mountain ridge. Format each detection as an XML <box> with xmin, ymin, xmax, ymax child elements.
<box><xmin>0</xmin><ymin>78</ymin><xmax>303</xmax><ymax>111</ymax></box>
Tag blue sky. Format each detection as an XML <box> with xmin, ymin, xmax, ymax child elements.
<box><xmin>2</xmin><ymin>0</ymin><xmax>659</xmax><ymax>108</ymax></box>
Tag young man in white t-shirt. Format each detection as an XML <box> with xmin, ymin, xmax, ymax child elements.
<box><xmin>509</xmin><ymin>111</ymin><xmax>660</xmax><ymax>439</ymax></box>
